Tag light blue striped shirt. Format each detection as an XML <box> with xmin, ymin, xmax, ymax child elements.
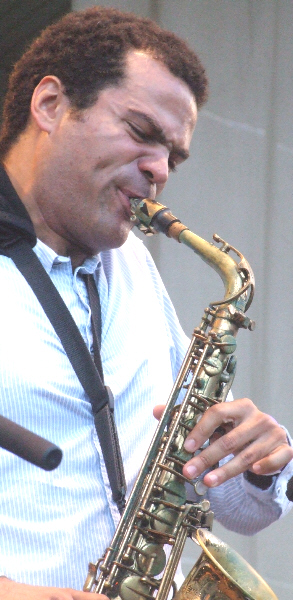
<box><xmin>0</xmin><ymin>231</ymin><xmax>292</xmax><ymax>589</ymax></box>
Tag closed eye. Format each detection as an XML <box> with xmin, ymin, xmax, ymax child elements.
<box><xmin>168</xmin><ymin>158</ymin><xmax>177</xmax><ymax>173</ymax></box>
<box><xmin>128</xmin><ymin>123</ymin><xmax>178</xmax><ymax>172</ymax></box>
<box><xmin>128</xmin><ymin>122</ymin><xmax>151</xmax><ymax>142</ymax></box>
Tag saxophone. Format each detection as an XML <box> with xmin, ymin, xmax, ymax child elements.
<box><xmin>84</xmin><ymin>198</ymin><xmax>277</xmax><ymax>600</ymax></box>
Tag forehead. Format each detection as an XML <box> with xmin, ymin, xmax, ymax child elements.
<box><xmin>101</xmin><ymin>50</ymin><xmax>197</xmax><ymax>148</ymax></box>
<box><xmin>123</xmin><ymin>50</ymin><xmax>196</xmax><ymax>99</ymax></box>
<box><xmin>125</xmin><ymin>50</ymin><xmax>196</xmax><ymax>119</ymax></box>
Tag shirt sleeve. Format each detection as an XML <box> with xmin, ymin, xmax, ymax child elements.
<box><xmin>206</xmin><ymin>426</ymin><xmax>293</xmax><ymax>534</ymax></box>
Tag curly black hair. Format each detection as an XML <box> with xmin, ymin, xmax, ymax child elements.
<box><xmin>0</xmin><ymin>6</ymin><xmax>208</xmax><ymax>158</ymax></box>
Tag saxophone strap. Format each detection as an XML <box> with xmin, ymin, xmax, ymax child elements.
<box><xmin>83</xmin><ymin>272</ymin><xmax>126</xmax><ymax>513</ymax></box>
<box><xmin>4</xmin><ymin>237</ymin><xmax>126</xmax><ymax>514</ymax></box>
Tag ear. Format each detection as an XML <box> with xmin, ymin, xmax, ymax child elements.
<box><xmin>30</xmin><ymin>76</ymin><xmax>68</xmax><ymax>133</ymax></box>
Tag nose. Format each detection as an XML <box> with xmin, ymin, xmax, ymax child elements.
<box><xmin>137</xmin><ymin>152</ymin><xmax>169</xmax><ymax>188</ymax></box>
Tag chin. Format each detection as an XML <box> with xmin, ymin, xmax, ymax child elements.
<box><xmin>90</xmin><ymin>224</ymin><xmax>132</xmax><ymax>254</ymax></box>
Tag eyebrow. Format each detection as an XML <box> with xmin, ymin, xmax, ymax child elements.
<box><xmin>127</xmin><ymin>109</ymin><xmax>190</xmax><ymax>161</ymax></box>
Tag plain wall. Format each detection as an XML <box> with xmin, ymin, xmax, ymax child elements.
<box><xmin>72</xmin><ymin>1</ymin><xmax>293</xmax><ymax>597</ymax></box>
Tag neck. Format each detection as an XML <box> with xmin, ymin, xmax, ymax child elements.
<box><xmin>3</xmin><ymin>141</ymin><xmax>95</xmax><ymax>269</ymax></box>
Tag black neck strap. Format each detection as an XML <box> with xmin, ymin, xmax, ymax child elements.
<box><xmin>5</xmin><ymin>238</ymin><xmax>126</xmax><ymax>514</ymax></box>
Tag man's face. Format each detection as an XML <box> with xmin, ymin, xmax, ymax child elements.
<box><xmin>33</xmin><ymin>50</ymin><xmax>197</xmax><ymax>259</ymax></box>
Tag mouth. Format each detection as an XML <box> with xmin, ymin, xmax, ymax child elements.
<box><xmin>118</xmin><ymin>189</ymin><xmax>147</xmax><ymax>218</ymax></box>
<box><xmin>128</xmin><ymin>197</ymin><xmax>144</xmax><ymax>216</ymax></box>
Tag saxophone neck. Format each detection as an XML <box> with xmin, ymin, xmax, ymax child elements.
<box><xmin>130</xmin><ymin>198</ymin><xmax>255</xmax><ymax>315</ymax></box>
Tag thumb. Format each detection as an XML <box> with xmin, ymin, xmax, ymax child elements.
<box><xmin>153</xmin><ymin>404</ymin><xmax>166</xmax><ymax>421</ymax></box>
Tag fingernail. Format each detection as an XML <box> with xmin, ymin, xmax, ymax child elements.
<box><xmin>252</xmin><ymin>464</ymin><xmax>261</xmax><ymax>473</ymax></box>
<box><xmin>184</xmin><ymin>439</ymin><xmax>197</xmax><ymax>452</ymax></box>
<box><xmin>185</xmin><ymin>465</ymin><xmax>198</xmax><ymax>478</ymax></box>
<box><xmin>207</xmin><ymin>473</ymin><xmax>218</xmax><ymax>487</ymax></box>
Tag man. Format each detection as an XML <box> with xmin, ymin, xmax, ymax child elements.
<box><xmin>0</xmin><ymin>7</ymin><xmax>292</xmax><ymax>600</ymax></box>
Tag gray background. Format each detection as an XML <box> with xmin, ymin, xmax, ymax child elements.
<box><xmin>3</xmin><ymin>1</ymin><xmax>293</xmax><ymax>597</ymax></box>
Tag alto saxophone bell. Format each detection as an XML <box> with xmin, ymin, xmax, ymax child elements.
<box><xmin>176</xmin><ymin>529</ymin><xmax>277</xmax><ymax>600</ymax></box>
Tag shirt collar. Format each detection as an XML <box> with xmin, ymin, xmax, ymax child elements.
<box><xmin>33</xmin><ymin>238</ymin><xmax>101</xmax><ymax>275</ymax></box>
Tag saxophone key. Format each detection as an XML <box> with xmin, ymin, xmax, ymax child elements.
<box><xmin>193</xmin><ymin>478</ymin><xmax>208</xmax><ymax>496</ymax></box>
<box><xmin>120</xmin><ymin>575</ymin><xmax>156</xmax><ymax>600</ymax></box>
<box><xmin>136</xmin><ymin>542</ymin><xmax>166</xmax><ymax>576</ymax></box>
<box><xmin>152</xmin><ymin>507</ymin><xmax>180</xmax><ymax>533</ymax></box>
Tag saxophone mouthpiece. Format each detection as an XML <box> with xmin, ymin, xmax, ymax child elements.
<box><xmin>129</xmin><ymin>197</ymin><xmax>187</xmax><ymax>240</ymax></box>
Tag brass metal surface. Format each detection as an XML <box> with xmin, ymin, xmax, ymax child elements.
<box><xmin>176</xmin><ymin>529</ymin><xmax>277</xmax><ymax>600</ymax></box>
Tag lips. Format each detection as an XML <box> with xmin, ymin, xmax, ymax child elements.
<box><xmin>118</xmin><ymin>188</ymin><xmax>145</xmax><ymax>218</ymax></box>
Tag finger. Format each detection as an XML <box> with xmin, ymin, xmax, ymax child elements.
<box><xmin>202</xmin><ymin>443</ymin><xmax>293</xmax><ymax>487</ymax></box>
<box><xmin>252</xmin><ymin>444</ymin><xmax>293</xmax><ymax>475</ymax></box>
<box><xmin>183</xmin><ymin>415</ymin><xmax>289</xmax><ymax>483</ymax></box>
<box><xmin>185</xmin><ymin>434</ymin><xmax>292</xmax><ymax>487</ymax></box>
<box><xmin>188</xmin><ymin>440</ymin><xmax>261</xmax><ymax>487</ymax></box>
<box><xmin>153</xmin><ymin>404</ymin><xmax>166</xmax><ymax>420</ymax></box>
<box><xmin>183</xmin><ymin>422</ymin><xmax>256</xmax><ymax>482</ymax></box>
<box><xmin>184</xmin><ymin>398</ymin><xmax>285</xmax><ymax>455</ymax></box>
<box><xmin>183</xmin><ymin>399</ymin><xmax>253</xmax><ymax>454</ymax></box>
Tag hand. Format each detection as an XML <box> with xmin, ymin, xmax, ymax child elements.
<box><xmin>153</xmin><ymin>399</ymin><xmax>293</xmax><ymax>487</ymax></box>
<box><xmin>0</xmin><ymin>577</ymin><xmax>109</xmax><ymax>600</ymax></box>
